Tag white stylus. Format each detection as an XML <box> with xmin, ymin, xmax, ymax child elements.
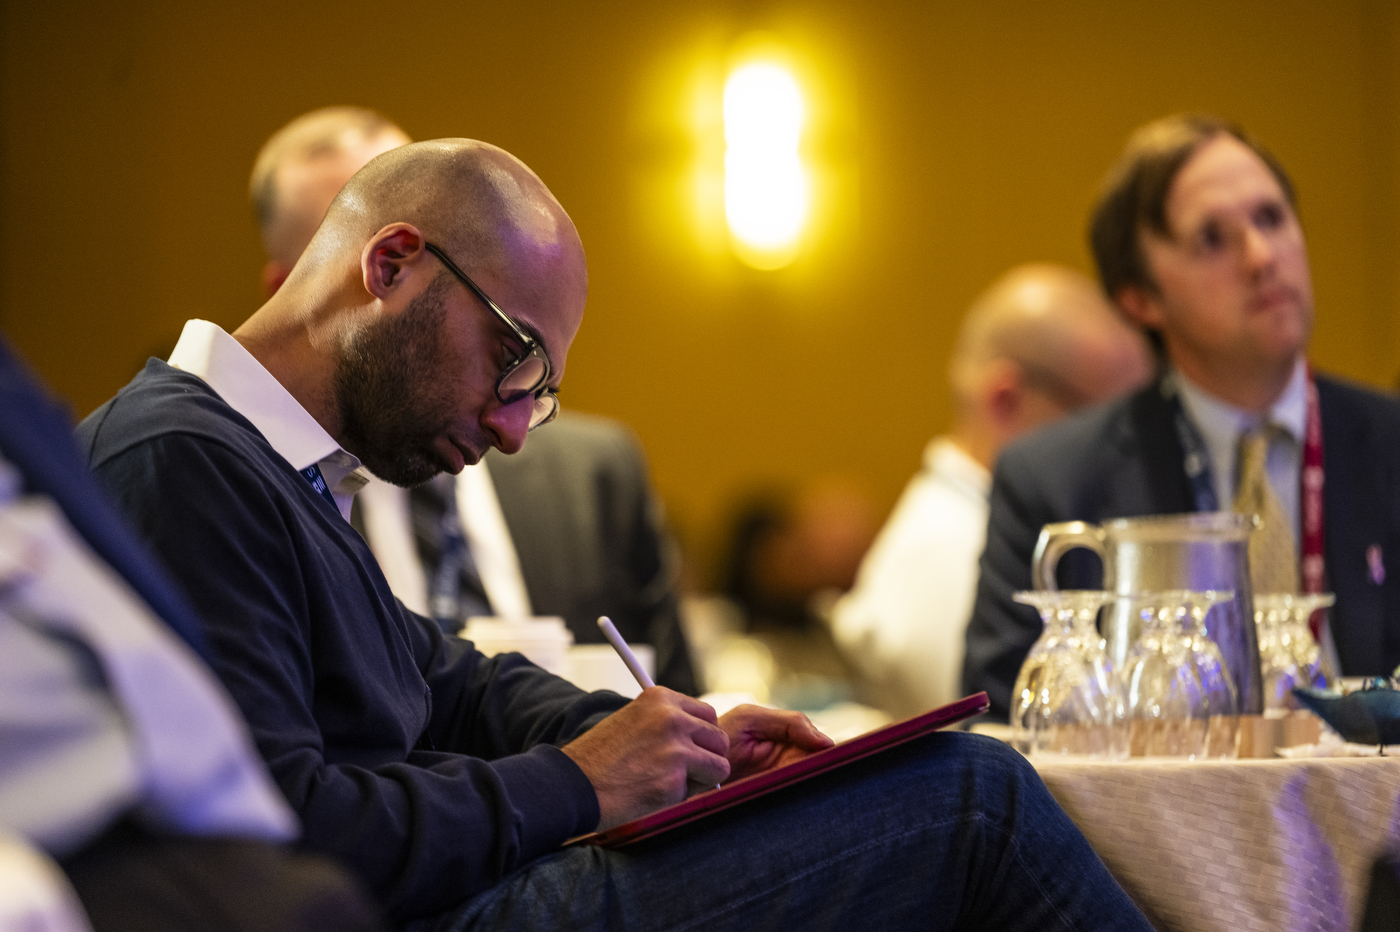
<box><xmin>598</xmin><ymin>615</ymin><xmax>720</xmax><ymax>789</ymax></box>
<box><xmin>597</xmin><ymin>615</ymin><xmax>655</xmax><ymax>690</ymax></box>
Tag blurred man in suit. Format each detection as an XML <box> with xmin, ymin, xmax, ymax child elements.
<box><xmin>830</xmin><ymin>264</ymin><xmax>1152</xmax><ymax>718</ymax></box>
<box><xmin>965</xmin><ymin>114</ymin><xmax>1400</xmax><ymax>719</ymax></box>
<box><xmin>251</xmin><ymin>108</ymin><xmax>695</xmax><ymax>692</ymax></box>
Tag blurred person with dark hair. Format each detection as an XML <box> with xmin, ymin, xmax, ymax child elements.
<box><xmin>705</xmin><ymin>482</ymin><xmax>876</xmax><ymax>712</ymax></box>
<box><xmin>253</xmin><ymin>107</ymin><xmax>695</xmax><ymax>693</ymax></box>
<box><xmin>831</xmin><ymin>265</ymin><xmax>1152</xmax><ymax>718</ymax></box>
<box><xmin>965</xmin><ymin>114</ymin><xmax>1400</xmax><ymax>719</ymax></box>
<box><xmin>719</xmin><ymin>482</ymin><xmax>877</xmax><ymax>634</ymax></box>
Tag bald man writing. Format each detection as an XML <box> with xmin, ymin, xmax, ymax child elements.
<box><xmin>830</xmin><ymin>264</ymin><xmax>1151</xmax><ymax>718</ymax></box>
<box><xmin>252</xmin><ymin>107</ymin><xmax>696</xmax><ymax>692</ymax></box>
<box><xmin>79</xmin><ymin>140</ymin><xmax>1151</xmax><ymax>930</ymax></box>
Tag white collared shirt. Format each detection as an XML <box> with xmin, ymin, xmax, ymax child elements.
<box><xmin>167</xmin><ymin>320</ymin><xmax>368</xmax><ymax>521</ymax></box>
<box><xmin>828</xmin><ymin>437</ymin><xmax>991</xmax><ymax>718</ymax></box>
<box><xmin>1174</xmin><ymin>355</ymin><xmax>1309</xmax><ymax>547</ymax></box>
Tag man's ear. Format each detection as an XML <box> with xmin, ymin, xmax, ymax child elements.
<box><xmin>982</xmin><ymin>357</ymin><xmax>1025</xmax><ymax>426</ymax></box>
<box><xmin>361</xmin><ymin>223</ymin><xmax>427</xmax><ymax>299</ymax></box>
<box><xmin>261</xmin><ymin>261</ymin><xmax>292</xmax><ymax>299</ymax></box>
<box><xmin>1115</xmin><ymin>284</ymin><xmax>1165</xmax><ymax>330</ymax></box>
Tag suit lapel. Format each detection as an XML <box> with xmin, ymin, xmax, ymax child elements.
<box><xmin>1118</xmin><ymin>380</ymin><xmax>1196</xmax><ymax>516</ymax></box>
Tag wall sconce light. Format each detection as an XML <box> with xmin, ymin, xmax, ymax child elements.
<box><xmin>724</xmin><ymin>60</ymin><xmax>807</xmax><ymax>270</ymax></box>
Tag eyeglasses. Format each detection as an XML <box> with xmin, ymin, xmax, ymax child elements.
<box><xmin>424</xmin><ymin>241</ymin><xmax>560</xmax><ymax>430</ymax></box>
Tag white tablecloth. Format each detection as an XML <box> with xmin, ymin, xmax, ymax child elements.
<box><xmin>1032</xmin><ymin>756</ymin><xmax>1400</xmax><ymax>932</ymax></box>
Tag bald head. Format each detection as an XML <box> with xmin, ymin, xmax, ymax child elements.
<box><xmin>301</xmin><ymin>139</ymin><xmax>586</xmax><ymax>323</ymax></box>
<box><xmin>948</xmin><ymin>264</ymin><xmax>1152</xmax><ymax>466</ymax></box>
<box><xmin>251</xmin><ymin>107</ymin><xmax>411</xmax><ymax>295</ymax></box>
<box><xmin>236</xmin><ymin>138</ymin><xmax>588</xmax><ymax>483</ymax></box>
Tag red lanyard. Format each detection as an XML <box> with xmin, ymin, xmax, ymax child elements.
<box><xmin>1300</xmin><ymin>367</ymin><xmax>1326</xmax><ymax>635</ymax></box>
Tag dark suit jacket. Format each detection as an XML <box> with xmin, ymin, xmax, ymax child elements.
<box><xmin>484</xmin><ymin>411</ymin><xmax>696</xmax><ymax>694</ymax></box>
<box><xmin>964</xmin><ymin>372</ymin><xmax>1400</xmax><ymax>719</ymax></box>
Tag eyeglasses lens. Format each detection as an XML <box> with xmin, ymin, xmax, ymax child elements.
<box><xmin>529</xmin><ymin>393</ymin><xmax>558</xmax><ymax>429</ymax></box>
<box><xmin>501</xmin><ymin>356</ymin><xmax>548</xmax><ymax>397</ymax></box>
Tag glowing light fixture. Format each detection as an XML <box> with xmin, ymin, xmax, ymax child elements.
<box><xmin>724</xmin><ymin>61</ymin><xmax>807</xmax><ymax>269</ymax></box>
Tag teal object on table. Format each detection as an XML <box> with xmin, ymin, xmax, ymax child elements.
<box><xmin>1293</xmin><ymin>682</ymin><xmax>1400</xmax><ymax>748</ymax></box>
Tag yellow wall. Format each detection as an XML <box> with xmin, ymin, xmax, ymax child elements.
<box><xmin>4</xmin><ymin>0</ymin><xmax>1399</xmax><ymax>577</ymax></box>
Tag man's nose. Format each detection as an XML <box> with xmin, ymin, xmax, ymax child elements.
<box><xmin>1240</xmin><ymin>224</ymin><xmax>1275</xmax><ymax>272</ymax></box>
<box><xmin>482</xmin><ymin>396</ymin><xmax>533</xmax><ymax>455</ymax></box>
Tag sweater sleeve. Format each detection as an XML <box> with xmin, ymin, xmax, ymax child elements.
<box><xmin>89</xmin><ymin>429</ymin><xmax>626</xmax><ymax>920</ymax></box>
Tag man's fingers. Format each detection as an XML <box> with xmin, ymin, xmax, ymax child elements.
<box><xmin>755</xmin><ymin>710</ymin><xmax>833</xmax><ymax>751</ymax></box>
<box><xmin>785</xmin><ymin>713</ymin><xmax>836</xmax><ymax>750</ymax></box>
<box><xmin>636</xmin><ymin>686</ymin><xmax>718</xmax><ymax>724</ymax></box>
<box><xmin>563</xmin><ymin>686</ymin><xmax>738</xmax><ymax>828</ymax></box>
<box><xmin>685</xmin><ymin>747</ymin><xmax>731</xmax><ymax>789</ymax></box>
<box><xmin>717</xmin><ymin>707</ymin><xmax>835</xmax><ymax>781</ymax></box>
<box><xmin>722</xmin><ymin>705</ymin><xmax>833</xmax><ymax>747</ymax></box>
<box><xmin>675</xmin><ymin>693</ymin><xmax>720</xmax><ymax>725</ymax></box>
<box><xmin>690</xmin><ymin>719</ymin><xmax>729</xmax><ymax>756</ymax></box>
<box><xmin>635</xmin><ymin>687</ymin><xmax>729</xmax><ymax>755</ymax></box>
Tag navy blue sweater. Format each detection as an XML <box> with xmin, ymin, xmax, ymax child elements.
<box><xmin>77</xmin><ymin>360</ymin><xmax>627</xmax><ymax>920</ymax></box>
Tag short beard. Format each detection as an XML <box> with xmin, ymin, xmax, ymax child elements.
<box><xmin>333</xmin><ymin>274</ymin><xmax>457</xmax><ymax>487</ymax></box>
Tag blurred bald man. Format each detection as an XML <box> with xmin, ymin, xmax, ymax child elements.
<box><xmin>251</xmin><ymin>107</ymin><xmax>411</xmax><ymax>298</ymax></box>
<box><xmin>829</xmin><ymin>265</ymin><xmax>1152</xmax><ymax>717</ymax></box>
<box><xmin>251</xmin><ymin>108</ymin><xmax>696</xmax><ymax>693</ymax></box>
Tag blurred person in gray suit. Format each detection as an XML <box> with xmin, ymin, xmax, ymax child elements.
<box><xmin>829</xmin><ymin>265</ymin><xmax>1152</xmax><ymax>718</ymax></box>
<box><xmin>251</xmin><ymin>108</ymin><xmax>695</xmax><ymax>693</ymax></box>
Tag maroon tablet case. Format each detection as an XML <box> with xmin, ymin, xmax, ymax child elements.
<box><xmin>571</xmin><ymin>691</ymin><xmax>991</xmax><ymax>849</ymax></box>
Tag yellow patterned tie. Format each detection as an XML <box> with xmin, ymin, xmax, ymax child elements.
<box><xmin>1233</xmin><ymin>426</ymin><xmax>1299</xmax><ymax>594</ymax></box>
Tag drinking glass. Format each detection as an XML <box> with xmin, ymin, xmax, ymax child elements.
<box><xmin>1254</xmin><ymin>593</ymin><xmax>1335</xmax><ymax>710</ymax></box>
<box><xmin>1010</xmin><ymin>590</ymin><xmax>1127</xmax><ymax>759</ymax></box>
<box><xmin>1121</xmin><ymin>590</ymin><xmax>1234</xmax><ymax>758</ymax></box>
<box><xmin>1178</xmin><ymin>590</ymin><xmax>1239</xmax><ymax>757</ymax></box>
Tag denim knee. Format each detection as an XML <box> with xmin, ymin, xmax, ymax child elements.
<box><xmin>921</xmin><ymin>731</ymin><xmax>1052</xmax><ymax>823</ymax></box>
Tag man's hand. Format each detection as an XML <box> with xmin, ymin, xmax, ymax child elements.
<box><xmin>562</xmin><ymin>687</ymin><xmax>730</xmax><ymax>831</ymax></box>
<box><xmin>719</xmin><ymin>705</ymin><xmax>834</xmax><ymax>782</ymax></box>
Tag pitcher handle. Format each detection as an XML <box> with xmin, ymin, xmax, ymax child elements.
<box><xmin>1031</xmin><ymin>521</ymin><xmax>1108</xmax><ymax>591</ymax></box>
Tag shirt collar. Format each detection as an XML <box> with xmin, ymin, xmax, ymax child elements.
<box><xmin>1174</xmin><ymin>354</ymin><xmax>1308</xmax><ymax>445</ymax></box>
<box><xmin>1172</xmin><ymin>355</ymin><xmax>1308</xmax><ymax>509</ymax></box>
<box><xmin>1269</xmin><ymin>355</ymin><xmax>1309</xmax><ymax>442</ymax></box>
<box><xmin>926</xmin><ymin>437</ymin><xmax>991</xmax><ymax>502</ymax></box>
<box><xmin>167</xmin><ymin>320</ymin><xmax>366</xmax><ymax>510</ymax></box>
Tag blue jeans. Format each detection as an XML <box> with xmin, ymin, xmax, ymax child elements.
<box><xmin>408</xmin><ymin>732</ymin><xmax>1151</xmax><ymax>931</ymax></box>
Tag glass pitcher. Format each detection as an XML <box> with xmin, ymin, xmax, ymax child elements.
<box><xmin>1032</xmin><ymin>512</ymin><xmax>1263</xmax><ymax>714</ymax></box>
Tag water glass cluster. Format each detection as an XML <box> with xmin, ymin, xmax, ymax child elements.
<box><xmin>1254</xmin><ymin>593</ymin><xmax>1334</xmax><ymax>709</ymax></box>
<box><xmin>1120</xmin><ymin>591</ymin><xmax>1238</xmax><ymax>758</ymax></box>
<box><xmin>1009</xmin><ymin>591</ymin><xmax>1125</xmax><ymax>757</ymax></box>
<box><xmin>1010</xmin><ymin>589</ymin><xmax>1273</xmax><ymax>759</ymax></box>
